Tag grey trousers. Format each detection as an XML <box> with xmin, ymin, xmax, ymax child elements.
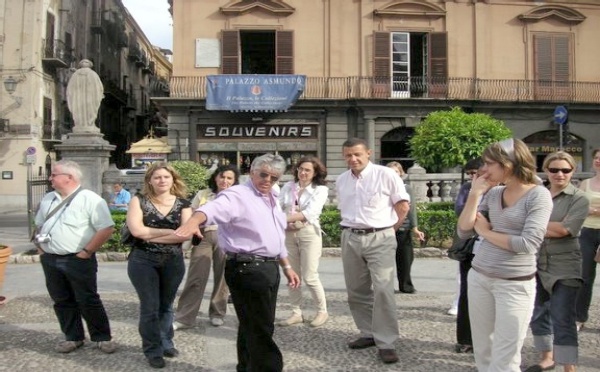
<box><xmin>341</xmin><ymin>228</ymin><xmax>399</xmax><ymax>349</ymax></box>
<box><xmin>175</xmin><ymin>230</ymin><xmax>229</xmax><ymax>325</ymax></box>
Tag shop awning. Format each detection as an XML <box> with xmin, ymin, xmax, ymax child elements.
<box><xmin>206</xmin><ymin>74</ymin><xmax>305</xmax><ymax>112</ymax></box>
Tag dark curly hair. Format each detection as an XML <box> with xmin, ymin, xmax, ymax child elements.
<box><xmin>293</xmin><ymin>156</ymin><xmax>327</xmax><ymax>186</ymax></box>
<box><xmin>207</xmin><ymin>164</ymin><xmax>240</xmax><ymax>193</ymax></box>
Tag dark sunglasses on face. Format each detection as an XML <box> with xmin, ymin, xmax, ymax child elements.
<box><xmin>548</xmin><ymin>168</ymin><xmax>573</xmax><ymax>174</ymax></box>
<box><xmin>258</xmin><ymin>172</ymin><xmax>280</xmax><ymax>182</ymax></box>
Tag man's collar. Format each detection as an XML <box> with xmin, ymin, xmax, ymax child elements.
<box><xmin>351</xmin><ymin>161</ymin><xmax>373</xmax><ymax>178</ymax></box>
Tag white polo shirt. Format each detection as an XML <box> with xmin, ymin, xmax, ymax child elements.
<box><xmin>336</xmin><ymin>162</ymin><xmax>410</xmax><ymax>229</ymax></box>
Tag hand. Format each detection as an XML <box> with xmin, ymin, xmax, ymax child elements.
<box><xmin>284</xmin><ymin>268</ymin><xmax>301</xmax><ymax>288</ymax></box>
<box><xmin>470</xmin><ymin>173</ymin><xmax>494</xmax><ymax>197</ymax></box>
<box><xmin>76</xmin><ymin>250</ymin><xmax>91</xmax><ymax>259</ymax></box>
<box><xmin>174</xmin><ymin>220</ymin><xmax>201</xmax><ymax>239</ymax></box>
<box><xmin>473</xmin><ymin>211</ymin><xmax>491</xmax><ymax>236</ymax></box>
<box><xmin>413</xmin><ymin>228</ymin><xmax>425</xmax><ymax>242</ymax></box>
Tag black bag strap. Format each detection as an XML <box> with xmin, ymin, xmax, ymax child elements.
<box><xmin>36</xmin><ymin>188</ymin><xmax>83</xmax><ymax>229</ymax></box>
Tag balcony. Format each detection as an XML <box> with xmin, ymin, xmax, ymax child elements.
<box><xmin>103</xmin><ymin>79</ymin><xmax>128</xmax><ymax>105</ymax></box>
<box><xmin>142</xmin><ymin>60</ymin><xmax>155</xmax><ymax>75</ymax></box>
<box><xmin>90</xmin><ymin>11</ymin><xmax>104</xmax><ymax>34</ymax></box>
<box><xmin>169</xmin><ymin>76</ymin><xmax>600</xmax><ymax>104</ymax></box>
<box><xmin>41</xmin><ymin>39</ymin><xmax>71</xmax><ymax>69</ymax></box>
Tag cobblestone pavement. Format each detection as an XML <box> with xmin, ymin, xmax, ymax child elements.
<box><xmin>1</xmin><ymin>287</ymin><xmax>599</xmax><ymax>371</ymax></box>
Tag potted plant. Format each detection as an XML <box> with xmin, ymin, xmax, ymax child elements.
<box><xmin>409</xmin><ymin>107</ymin><xmax>512</xmax><ymax>172</ymax></box>
<box><xmin>0</xmin><ymin>244</ymin><xmax>13</xmax><ymax>294</ymax></box>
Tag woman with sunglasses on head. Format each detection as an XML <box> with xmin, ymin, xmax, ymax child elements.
<box><xmin>278</xmin><ymin>156</ymin><xmax>330</xmax><ymax>328</ymax></box>
<box><xmin>174</xmin><ymin>164</ymin><xmax>240</xmax><ymax>330</ymax></box>
<box><xmin>525</xmin><ymin>152</ymin><xmax>589</xmax><ymax>372</ymax></box>
<box><xmin>576</xmin><ymin>148</ymin><xmax>600</xmax><ymax>333</ymax></box>
<box><xmin>126</xmin><ymin>162</ymin><xmax>192</xmax><ymax>369</ymax></box>
<box><xmin>457</xmin><ymin>138</ymin><xmax>553</xmax><ymax>372</ymax></box>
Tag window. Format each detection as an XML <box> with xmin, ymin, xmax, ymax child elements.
<box><xmin>533</xmin><ymin>33</ymin><xmax>572</xmax><ymax>100</ymax></box>
<box><xmin>221</xmin><ymin>30</ymin><xmax>294</xmax><ymax>74</ymax></box>
<box><xmin>373</xmin><ymin>31</ymin><xmax>447</xmax><ymax>98</ymax></box>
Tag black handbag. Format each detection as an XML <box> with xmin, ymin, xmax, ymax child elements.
<box><xmin>448</xmin><ymin>235</ymin><xmax>477</xmax><ymax>261</ymax></box>
<box><xmin>120</xmin><ymin>223</ymin><xmax>135</xmax><ymax>246</ymax></box>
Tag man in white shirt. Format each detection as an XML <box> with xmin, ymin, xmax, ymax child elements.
<box><xmin>336</xmin><ymin>138</ymin><xmax>410</xmax><ymax>364</ymax></box>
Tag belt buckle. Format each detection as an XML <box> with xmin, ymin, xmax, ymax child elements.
<box><xmin>354</xmin><ymin>229</ymin><xmax>367</xmax><ymax>235</ymax></box>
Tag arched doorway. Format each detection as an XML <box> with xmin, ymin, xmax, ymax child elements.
<box><xmin>523</xmin><ymin>130</ymin><xmax>584</xmax><ymax>171</ymax></box>
<box><xmin>380</xmin><ymin>126</ymin><xmax>415</xmax><ymax>170</ymax></box>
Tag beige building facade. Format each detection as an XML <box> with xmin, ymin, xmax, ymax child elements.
<box><xmin>0</xmin><ymin>0</ymin><xmax>173</xmax><ymax>211</ymax></box>
<box><xmin>160</xmin><ymin>0</ymin><xmax>600</xmax><ymax>176</ymax></box>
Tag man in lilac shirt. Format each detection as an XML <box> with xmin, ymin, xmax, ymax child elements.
<box><xmin>175</xmin><ymin>154</ymin><xmax>300</xmax><ymax>372</ymax></box>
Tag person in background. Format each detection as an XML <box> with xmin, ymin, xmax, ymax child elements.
<box><xmin>278</xmin><ymin>156</ymin><xmax>330</xmax><ymax>327</ymax></box>
<box><xmin>174</xmin><ymin>153</ymin><xmax>300</xmax><ymax>372</ymax></box>
<box><xmin>447</xmin><ymin>158</ymin><xmax>483</xmax><ymax>316</ymax></box>
<box><xmin>35</xmin><ymin>160</ymin><xmax>116</xmax><ymax>355</ymax></box>
<box><xmin>174</xmin><ymin>165</ymin><xmax>240</xmax><ymax>330</ymax></box>
<box><xmin>385</xmin><ymin>161</ymin><xmax>425</xmax><ymax>294</ymax></box>
<box><xmin>576</xmin><ymin>148</ymin><xmax>600</xmax><ymax>332</ymax></box>
<box><xmin>336</xmin><ymin>138</ymin><xmax>410</xmax><ymax>364</ymax></box>
<box><xmin>126</xmin><ymin>162</ymin><xmax>192</xmax><ymax>369</ymax></box>
<box><xmin>109</xmin><ymin>182</ymin><xmax>131</xmax><ymax>211</ymax></box>
<box><xmin>453</xmin><ymin>157</ymin><xmax>483</xmax><ymax>353</ymax></box>
<box><xmin>457</xmin><ymin>138</ymin><xmax>552</xmax><ymax>371</ymax></box>
<box><xmin>525</xmin><ymin>151</ymin><xmax>588</xmax><ymax>372</ymax></box>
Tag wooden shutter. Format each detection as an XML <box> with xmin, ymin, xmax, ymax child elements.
<box><xmin>276</xmin><ymin>30</ymin><xmax>294</xmax><ymax>74</ymax></box>
<box><xmin>428</xmin><ymin>32</ymin><xmax>448</xmax><ymax>98</ymax></box>
<box><xmin>533</xmin><ymin>33</ymin><xmax>571</xmax><ymax>101</ymax></box>
<box><xmin>372</xmin><ymin>32</ymin><xmax>390</xmax><ymax>98</ymax></box>
<box><xmin>46</xmin><ymin>12</ymin><xmax>55</xmax><ymax>57</ymax></box>
<box><xmin>43</xmin><ymin>98</ymin><xmax>53</xmax><ymax>140</ymax></box>
<box><xmin>221</xmin><ymin>30</ymin><xmax>239</xmax><ymax>74</ymax></box>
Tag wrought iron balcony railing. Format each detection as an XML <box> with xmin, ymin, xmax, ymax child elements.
<box><xmin>41</xmin><ymin>39</ymin><xmax>72</xmax><ymax>69</ymax></box>
<box><xmin>169</xmin><ymin>76</ymin><xmax>600</xmax><ymax>104</ymax></box>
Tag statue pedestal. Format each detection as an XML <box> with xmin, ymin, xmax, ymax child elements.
<box><xmin>54</xmin><ymin>132</ymin><xmax>115</xmax><ymax>195</ymax></box>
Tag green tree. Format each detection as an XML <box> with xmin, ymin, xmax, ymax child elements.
<box><xmin>169</xmin><ymin>160</ymin><xmax>209</xmax><ymax>197</ymax></box>
<box><xmin>409</xmin><ymin>107</ymin><xmax>512</xmax><ymax>172</ymax></box>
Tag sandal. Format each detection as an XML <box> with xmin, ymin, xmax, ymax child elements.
<box><xmin>454</xmin><ymin>344</ymin><xmax>473</xmax><ymax>353</ymax></box>
<box><xmin>0</xmin><ymin>296</ymin><xmax>6</xmax><ymax>305</ymax></box>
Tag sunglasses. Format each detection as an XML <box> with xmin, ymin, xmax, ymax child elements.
<box><xmin>257</xmin><ymin>172</ymin><xmax>280</xmax><ymax>182</ymax></box>
<box><xmin>547</xmin><ymin>168</ymin><xmax>573</xmax><ymax>174</ymax></box>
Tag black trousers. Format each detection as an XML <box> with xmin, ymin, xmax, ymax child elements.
<box><xmin>395</xmin><ymin>229</ymin><xmax>415</xmax><ymax>292</ymax></box>
<box><xmin>225</xmin><ymin>259</ymin><xmax>282</xmax><ymax>372</ymax></box>
<box><xmin>40</xmin><ymin>253</ymin><xmax>112</xmax><ymax>342</ymax></box>
<box><xmin>456</xmin><ymin>256</ymin><xmax>473</xmax><ymax>345</ymax></box>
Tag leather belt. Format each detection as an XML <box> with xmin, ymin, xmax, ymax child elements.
<box><xmin>225</xmin><ymin>252</ymin><xmax>280</xmax><ymax>263</ymax></box>
<box><xmin>341</xmin><ymin>226</ymin><xmax>392</xmax><ymax>235</ymax></box>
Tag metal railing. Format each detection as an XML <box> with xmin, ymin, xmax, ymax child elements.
<box><xmin>170</xmin><ymin>75</ymin><xmax>600</xmax><ymax>104</ymax></box>
<box><xmin>41</xmin><ymin>39</ymin><xmax>72</xmax><ymax>64</ymax></box>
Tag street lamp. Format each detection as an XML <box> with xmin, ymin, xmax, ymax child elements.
<box><xmin>3</xmin><ymin>76</ymin><xmax>18</xmax><ymax>94</ymax></box>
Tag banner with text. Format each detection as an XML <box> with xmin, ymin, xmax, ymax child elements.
<box><xmin>206</xmin><ymin>75</ymin><xmax>306</xmax><ymax>112</ymax></box>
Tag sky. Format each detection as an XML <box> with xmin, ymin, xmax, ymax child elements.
<box><xmin>122</xmin><ymin>0</ymin><xmax>173</xmax><ymax>50</ymax></box>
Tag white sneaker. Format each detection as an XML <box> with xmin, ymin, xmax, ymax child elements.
<box><xmin>278</xmin><ymin>313</ymin><xmax>304</xmax><ymax>326</ymax></box>
<box><xmin>310</xmin><ymin>312</ymin><xmax>329</xmax><ymax>327</ymax></box>
<box><xmin>173</xmin><ymin>321</ymin><xmax>191</xmax><ymax>331</ymax></box>
<box><xmin>210</xmin><ymin>318</ymin><xmax>224</xmax><ymax>327</ymax></box>
<box><xmin>447</xmin><ymin>307</ymin><xmax>458</xmax><ymax>316</ymax></box>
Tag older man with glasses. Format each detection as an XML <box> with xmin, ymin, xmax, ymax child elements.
<box><xmin>175</xmin><ymin>153</ymin><xmax>300</xmax><ymax>372</ymax></box>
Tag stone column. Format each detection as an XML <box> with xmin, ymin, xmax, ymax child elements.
<box><xmin>364</xmin><ymin>117</ymin><xmax>375</xmax><ymax>161</ymax></box>
<box><xmin>55</xmin><ymin>60</ymin><xmax>115</xmax><ymax>195</ymax></box>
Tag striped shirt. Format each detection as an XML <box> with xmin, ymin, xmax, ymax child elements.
<box><xmin>458</xmin><ymin>185</ymin><xmax>552</xmax><ymax>279</ymax></box>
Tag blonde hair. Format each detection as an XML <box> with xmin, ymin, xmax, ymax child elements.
<box><xmin>141</xmin><ymin>162</ymin><xmax>188</xmax><ymax>199</ymax></box>
<box><xmin>482</xmin><ymin>138</ymin><xmax>537</xmax><ymax>184</ymax></box>
<box><xmin>542</xmin><ymin>151</ymin><xmax>576</xmax><ymax>171</ymax></box>
<box><xmin>386</xmin><ymin>161</ymin><xmax>405</xmax><ymax>176</ymax></box>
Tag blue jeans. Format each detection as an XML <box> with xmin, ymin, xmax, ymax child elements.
<box><xmin>40</xmin><ymin>253</ymin><xmax>112</xmax><ymax>342</ymax></box>
<box><xmin>530</xmin><ymin>279</ymin><xmax>579</xmax><ymax>365</ymax></box>
<box><xmin>127</xmin><ymin>248</ymin><xmax>185</xmax><ymax>358</ymax></box>
<box><xmin>576</xmin><ymin>227</ymin><xmax>600</xmax><ymax>322</ymax></box>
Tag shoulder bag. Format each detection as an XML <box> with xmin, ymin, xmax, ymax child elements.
<box><xmin>447</xmin><ymin>234</ymin><xmax>477</xmax><ymax>261</ymax></box>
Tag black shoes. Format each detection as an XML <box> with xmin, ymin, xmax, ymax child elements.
<box><xmin>348</xmin><ymin>337</ymin><xmax>376</xmax><ymax>349</ymax></box>
<box><xmin>163</xmin><ymin>348</ymin><xmax>179</xmax><ymax>358</ymax></box>
<box><xmin>378</xmin><ymin>349</ymin><xmax>399</xmax><ymax>364</ymax></box>
<box><xmin>148</xmin><ymin>356</ymin><xmax>166</xmax><ymax>369</ymax></box>
<box><xmin>524</xmin><ymin>364</ymin><xmax>556</xmax><ymax>372</ymax></box>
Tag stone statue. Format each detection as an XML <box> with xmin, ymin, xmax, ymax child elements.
<box><xmin>66</xmin><ymin>59</ymin><xmax>104</xmax><ymax>133</ymax></box>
